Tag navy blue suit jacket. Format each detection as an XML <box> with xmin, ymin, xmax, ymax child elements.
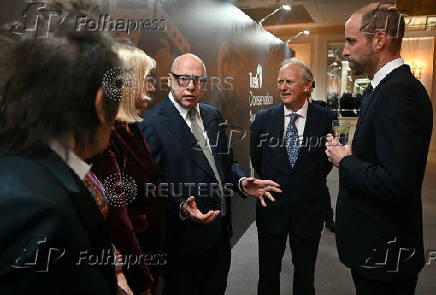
<box><xmin>250</xmin><ymin>102</ymin><xmax>336</xmax><ymax>237</ymax></box>
<box><xmin>139</xmin><ymin>98</ymin><xmax>246</xmax><ymax>260</ymax></box>
<box><xmin>336</xmin><ymin>65</ymin><xmax>433</xmax><ymax>281</ymax></box>
<box><xmin>0</xmin><ymin>150</ymin><xmax>117</xmax><ymax>295</ymax></box>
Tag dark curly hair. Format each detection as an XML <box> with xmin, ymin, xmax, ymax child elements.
<box><xmin>0</xmin><ymin>1</ymin><xmax>122</xmax><ymax>156</ymax></box>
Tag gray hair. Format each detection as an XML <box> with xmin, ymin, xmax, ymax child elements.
<box><xmin>280</xmin><ymin>57</ymin><xmax>313</xmax><ymax>82</ymax></box>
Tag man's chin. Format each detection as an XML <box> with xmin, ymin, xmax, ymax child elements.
<box><xmin>280</xmin><ymin>96</ymin><xmax>292</xmax><ymax>103</ymax></box>
<box><xmin>350</xmin><ymin>67</ymin><xmax>362</xmax><ymax>76</ymax></box>
<box><xmin>181</xmin><ymin>100</ymin><xmax>198</xmax><ymax>109</ymax></box>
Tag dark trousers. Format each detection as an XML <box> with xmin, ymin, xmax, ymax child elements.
<box><xmin>162</xmin><ymin>235</ymin><xmax>231</xmax><ymax>295</ymax></box>
<box><xmin>323</xmin><ymin>192</ymin><xmax>334</xmax><ymax>223</ymax></box>
<box><xmin>257</xmin><ymin>227</ymin><xmax>321</xmax><ymax>295</ymax></box>
<box><xmin>351</xmin><ymin>270</ymin><xmax>418</xmax><ymax>295</ymax></box>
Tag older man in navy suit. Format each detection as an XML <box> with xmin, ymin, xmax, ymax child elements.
<box><xmin>251</xmin><ymin>57</ymin><xmax>336</xmax><ymax>295</ymax></box>
<box><xmin>139</xmin><ymin>53</ymin><xmax>281</xmax><ymax>295</ymax></box>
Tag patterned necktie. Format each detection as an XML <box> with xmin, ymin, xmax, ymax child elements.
<box><xmin>285</xmin><ymin>113</ymin><xmax>300</xmax><ymax>168</ymax></box>
<box><xmin>83</xmin><ymin>171</ymin><xmax>124</xmax><ymax>274</ymax></box>
<box><xmin>84</xmin><ymin>171</ymin><xmax>109</xmax><ymax>219</ymax></box>
<box><xmin>187</xmin><ymin>109</ymin><xmax>226</xmax><ymax>215</ymax></box>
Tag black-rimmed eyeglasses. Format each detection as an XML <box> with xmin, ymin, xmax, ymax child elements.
<box><xmin>171</xmin><ymin>72</ymin><xmax>207</xmax><ymax>87</ymax></box>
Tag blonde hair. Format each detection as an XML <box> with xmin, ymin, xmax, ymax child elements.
<box><xmin>113</xmin><ymin>43</ymin><xmax>156</xmax><ymax>123</ymax></box>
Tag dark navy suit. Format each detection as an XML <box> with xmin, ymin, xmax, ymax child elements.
<box><xmin>139</xmin><ymin>97</ymin><xmax>246</xmax><ymax>295</ymax></box>
<box><xmin>0</xmin><ymin>150</ymin><xmax>117</xmax><ymax>295</ymax></box>
<box><xmin>251</xmin><ymin>102</ymin><xmax>336</xmax><ymax>295</ymax></box>
<box><xmin>336</xmin><ymin>65</ymin><xmax>433</xmax><ymax>293</ymax></box>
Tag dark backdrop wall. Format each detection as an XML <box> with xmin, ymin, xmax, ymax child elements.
<box><xmin>0</xmin><ymin>0</ymin><xmax>293</xmax><ymax>245</ymax></box>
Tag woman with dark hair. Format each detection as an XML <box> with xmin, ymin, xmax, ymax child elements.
<box><xmin>0</xmin><ymin>21</ymin><xmax>122</xmax><ymax>295</ymax></box>
<box><xmin>92</xmin><ymin>43</ymin><xmax>164</xmax><ymax>295</ymax></box>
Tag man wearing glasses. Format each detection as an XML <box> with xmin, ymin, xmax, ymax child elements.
<box><xmin>139</xmin><ymin>53</ymin><xmax>281</xmax><ymax>295</ymax></box>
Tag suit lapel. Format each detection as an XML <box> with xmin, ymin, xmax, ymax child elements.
<box><xmin>36</xmin><ymin>152</ymin><xmax>114</xmax><ymax>272</ymax></box>
<box><xmin>160</xmin><ymin>98</ymin><xmax>217</xmax><ymax>179</ymax></box>
<box><xmin>354</xmin><ymin>91</ymin><xmax>376</xmax><ymax>139</ymax></box>
<box><xmin>272</xmin><ymin>104</ymin><xmax>286</xmax><ymax>143</ymax></box>
<box><xmin>354</xmin><ymin>65</ymin><xmax>410</xmax><ymax>140</ymax></box>
<box><xmin>200</xmin><ymin>104</ymin><xmax>225</xmax><ymax>180</ymax></box>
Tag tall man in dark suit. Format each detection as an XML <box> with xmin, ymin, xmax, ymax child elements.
<box><xmin>326</xmin><ymin>3</ymin><xmax>433</xmax><ymax>295</ymax></box>
<box><xmin>250</xmin><ymin>58</ymin><xmax>336</xmax><ymax>295</ymax></box>
<box><xmin>0</xmin><ymin>4</ymin><xmax>123</xmax><ymax>294</ymax></box>
<box><xmin>139</xmin><ymin>53</ymin><xmax>281</xmax><ymax>295</ymax></box>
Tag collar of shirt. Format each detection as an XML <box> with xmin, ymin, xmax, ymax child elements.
<box><xmin>168</xmin><ymin>91</ymin><xmax>201</xmax><ymax>121</ymax></box>
<box><xmin>283</xmin><ymin>99</ymin><xmax>308</xmax><ymax>119</ymax></box>
<box><xmin>49</xmin><ymin>140</ymin><xmax>91</xmax><ymax>181</ymax></box>
<box><xmin>168</xmin><ymin>91</ymin><xmax>211</xmax><ymax>152</ymax></box>
<box><xmin>371</xmin><ymin>57</ymin><xmax>404</xmax><ymax>89</ymax></box>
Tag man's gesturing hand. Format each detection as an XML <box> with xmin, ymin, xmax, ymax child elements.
<box><xmin>182</xmin><ymin>196</ymin><xmax>220</xmax><ymax>224</ymax></box>
<box><xmin>242</xmin><ymin>177</ymin><xmax>282</xmax><ymax>207</ymax></box>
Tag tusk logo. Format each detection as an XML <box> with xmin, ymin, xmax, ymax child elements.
<box><xmin>249</xmin><ymin>64</ymin><xmax>263</xmax><ymax>89</ymax></box>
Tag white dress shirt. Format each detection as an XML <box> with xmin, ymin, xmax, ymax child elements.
<box><xmin>49</xmin><ymin>140</ymin><xmax>90</xmax><ymax>181</ymax></box>
<box><xmin>168</xmin><ymin>92</ymin><xmax>248</xmax><ymax>219</ymax></box>
<box><xmin>168</xmin><ymin>92</ymin><xmax>212</xmax><ymax>153</ymax></box>
<box><xmin>283</xmin><ymin>99</ymin><xmax>308</xmax><ymax>145</ymax></box>
<box><xmin>371</xmin><ymin>58</ymin><xmax>404</xmax><ymax>89</ymax></box>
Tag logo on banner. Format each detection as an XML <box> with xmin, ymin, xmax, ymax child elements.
<box><xmin>249</xmin><ymin>64</ymin><xmax>263</xmax><ymax>89</ymax></box>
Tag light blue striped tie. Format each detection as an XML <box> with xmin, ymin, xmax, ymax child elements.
<box><xmin>285</xmin><ymin>113</ymin><xmax>300</xmax><ymax>168</ymax></box>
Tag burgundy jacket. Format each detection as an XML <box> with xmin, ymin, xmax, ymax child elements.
<box><xmin>92</xmin><ymin>121</ymin><xmax>163</xmax><ymax>293</ymax></box>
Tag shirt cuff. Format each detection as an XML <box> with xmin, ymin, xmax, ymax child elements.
<box><xmin>179</xmin><ymin>201</ymin><xmax>188</xmax><ymax>220</ymax></box>
<box><xmin>238</xmin><ymin>177</ymin><xmax>251</xmax><ymax>197</ymax></box>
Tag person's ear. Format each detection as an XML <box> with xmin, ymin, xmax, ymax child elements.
<box><xmin>167</xmin><ymin>73</ymin><xmax>172</xmax><ymax>89</ymax></box>
<box><xmin>95</xmin><ymin>87</ymin><xmax>106</xmax><ymax>124</ymax></box>
<box><xmin>304</xmin><ymin>80</ymin><xmax>312</xmax><ymax>93</ymax></box>
<box><xmin>374</xmin><ymin>31</ymin><xmax>387</xmax><ymax>50</ymax></box>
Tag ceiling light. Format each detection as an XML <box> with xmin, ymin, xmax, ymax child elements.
<box><xmin>285</xmin><ymin>30</ymin><xmax>310</xmax><ymax>44</ymax></box>
<box><xmin>258</xmin><ymin>4</ymin><xmax>292</xmax><ymax>28</ymax></box>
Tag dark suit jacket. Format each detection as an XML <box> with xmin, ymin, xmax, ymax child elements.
<box><xmin>138</xmin><ymin>98</ymin><xmax>246</xmax><ymax>264</ymax></box>
<box><xmin>0</xmin><ymin>150</ymin><xmax>117</xmax><ymax>295</ymax></box>
<box><xmin>250</xmin><ymin>102</ymin><xmax>336</xmax><ymax>237</ymax></box>
<box><xmin>92</xmin><ymin>121</ymin><xmax>162</xmax><ymax>291</ymax></box>
<box><xmin>336</xmin><ymin>64</ymin><xmax>433</xmax><ymax>281</ymax></box>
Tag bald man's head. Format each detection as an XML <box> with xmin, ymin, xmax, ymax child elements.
<box><xmin>171</xmin><ymin>53</ymin><xmax>206</xmax><ymax>75</ymax></box>
<box><xmin>168</xmin><ymin>53</ymin><xmax>207</xmax><ymax>109</ymax></box>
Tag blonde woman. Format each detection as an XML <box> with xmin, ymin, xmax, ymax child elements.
<box><xmin>92</xmin><ymin>44</ymin><xmax>163</xmax><ymax>295</ymax></box>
